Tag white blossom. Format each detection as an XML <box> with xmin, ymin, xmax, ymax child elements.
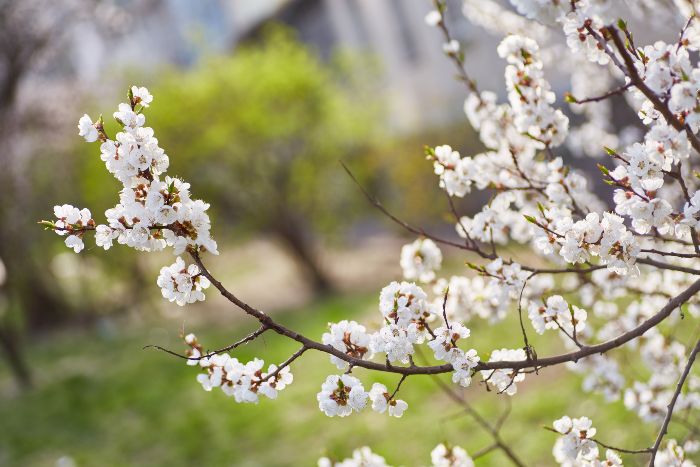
<box><xmin>370</xmin><ymin>323</ymin><xmax>420</xmax><ymax>364</ymax></box>
<box><xmin>400</xmin><ymin>238</ymin><xmax>442</xmax><ymax>283</ymax></box>
<box><xmin>379</xmin><ymin>281</ymin><xmax>431</xmax><ymax>328</ymax></box>
<box><xmin>157</xmin><ymin>256</ymin><xmax>210</xmax><ymax>306</ymax></box>
<box><xmin>318</xmin><ymin>447</ymin><xmax>389</xmax><ymax>467</ymax></box>
<box><xmin>322</xmin><ymin>320</ymin><xmax>371</xmax><ymax>370</ymax></box>
<box><xmin>497</xmin><ymin>35</ymin><xmax>569</xmax><ymax>148</ymax></box>
<box><xmin>131</xmin><ymin>85</ymin><xmax>153</xmax><ymax>107</ymax></box>
<box><xmin>451</xmin><ymin>348</ymin><xmax>480</xmax><ymax>388</ymax></box>
<box><xmin>442</xmin><ymin>39</ymin><xmax>460</xmax><ymax>54</ymax></box>
<box><xmin>432</xmin><ymin>145</ymin><xmax>472</xmax><ymax>197</ymax></box>
<box><xmin>430</xmin><ymin>443</ymin><xmax>474</xmax><ymax>467</ymax></box>
<box><xmin>368</xmin><ymin>383</ymin><xmax>408</xmax><ymax>417</ymax></box>
<box><xmin>317</xmin><ymin>374</ymin><xmax>368</xmax><ymax>417</ymax></box>
<box><xmin>424</xmin><ymin>10</ymin><xmax>442</xmax><ymax>27</ymax></box>
<box><xmin>528</xmin><ymin>295</ymin><xmax>587</xmax><ymax>336</ymax></box>
<box><xmin>78</xmin><ymin>114</ymin><xmax>98</xmax><ymax>142</ymax></box>
<box><xmin>427</xmin><ymin>323</ymin><xmax>471</xmax><ymax>363</ymax></box>
<box><xmin>480</xmin><ymin>348</ymin><xmax>526</xmax><ymax>396</ymax></box>
<box><xmin>654</xmin><ymin>439</ymin><xmax>696</xmax><ymax>467</ymax></box>
<box><xmin>561</xmin><ymin>11</ymin><xmax>610</xmax><ymax>65</ymax></box>
<box><xmin>552</xmin><ymin>415</ymin><xmax>599</xmax><ymax>464</ymax></box>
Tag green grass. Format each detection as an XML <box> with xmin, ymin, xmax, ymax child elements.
<box><xmin>0</xmin><ymin>294</ymin><xmax>679</xmax><ymax>466</ymax></box>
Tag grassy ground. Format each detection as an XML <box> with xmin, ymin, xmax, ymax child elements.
<box><xmin>0</xmin><ymin>293</ymin><xmax>679</xmax><ymax>466</ymax></box>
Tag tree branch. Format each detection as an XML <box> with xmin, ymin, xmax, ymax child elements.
<box><xmin>188</xmin><ymin>249</ymin><xmax>700</xmax><ymax>375</ymax></box>
<box><xmin>143</xmin><ymin>324</ymin><xmax>269</xmax><ymax>361</ymax></box>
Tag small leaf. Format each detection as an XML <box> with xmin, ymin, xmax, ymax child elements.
<box><xmin>38</xmin><ymin>220</ymin><xmax>57</xmax><ymax>230</ymax></box>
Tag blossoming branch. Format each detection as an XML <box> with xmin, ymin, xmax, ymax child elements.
<box><xmin>41</xmin><ymin>0</ymin><xmax>700</xmax><ymax>465</ymax></box>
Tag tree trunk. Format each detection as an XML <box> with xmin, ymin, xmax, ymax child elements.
<box><xmin>0</xmin><ymin>326</ymin><xmax>32</xmax><ymax>389</ymax></box>
<box><xmin>273</xmin><ymin>212</ymin><xmax>335</xmax><ymax>296</ymax></box>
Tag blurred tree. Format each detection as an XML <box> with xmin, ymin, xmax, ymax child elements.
<box><xmin>0</xmin><ymin>0</ymin><xmax>85</xmax><ymax>389</ymax></box>
<box><xmin>0</xmin><ymin>0</ymin><xmax>150</xmax><ymax>389</ymax></box>
<box><xmin>148</xmin><ymin>26</ymin><xmax>385</xmax><ymax>295</ymax></box>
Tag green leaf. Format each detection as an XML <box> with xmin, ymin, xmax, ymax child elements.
<box><xmin>38</xmin><ymin>220</ymin><xmax>56</xmax><ymax>230</ymax></box>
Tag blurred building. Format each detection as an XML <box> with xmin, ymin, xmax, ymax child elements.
<box><xmin>69</xmin><ymin>0</ymin><xmax>505</xmax><ymax>133</ymax></box>
<box><xmin>235</xmin><ymin>0</ymin><xmax>503</xmax><ymax>132</ymax></box>
<box><xmin>66</xmin><ymin>0</ymin><xmax>682</xmax><ymax>134</ymax></box>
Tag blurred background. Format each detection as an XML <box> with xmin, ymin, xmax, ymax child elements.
<box><xmin>0</xmin><ymin>0</ymin><xmax>677</xmax><ymax>466</ymax></box>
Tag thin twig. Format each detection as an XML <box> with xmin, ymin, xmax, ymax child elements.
<box><xmin>340</xmin><ymin>161</ymin><xmax>489</xmax><ymax>255</ymax></box>
<box><xmin>143</xmin><ymin>324</ymin><xmax>269</xmax><ymax>361</ymax></box>
<box><xmin>568</xmin><ymin>82</ymin><xmax>632</xmax><ymax>104</ymax></box>
<box><xmin>389</xmin><ymin>374</ymin><xmax>409</xmax><ymax>400</ymax></box>
<box><xmin>261</xmin><ymin>345</ymin><xmax>308</xmax><ymax>382</ymax></box>
<box><xmin>648</xmin><ymin>335</ymin><xmax>700</xmax><ymax>465</ymax></box>
<box><xmin>472</xmin><ymin>443</ymin><xmax>499</xmax><ymax>460</ymax></box>
<box><xmin>429</xmin><ymin>373</ymin><xmax>526</xmax><ymax>467</ymax></box>
<box><xmin>592</xmin><ymin>438</ymin><xmax>651</xmax><ymax>455</ymax></box>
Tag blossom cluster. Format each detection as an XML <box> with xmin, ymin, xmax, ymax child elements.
<box><xmin>48</xmin><ymin>86</ymin><xmax>218</xmax><ymax>306</ymax></box>
<box><xmin>480</xmin><ymin>348</ymin><xmax>527</xmax><ymax>396</ymax></box>
<box><xmin>551</xmin><ymin>415</ymin><xmax>619</xmax><ymax>466</ymax></box>
<box><xmin>318</xmin><ymin>443</ymin><xmax>474</xmax><ymax>467</ymax></box>
<box><xmin>551</xmin><ymin>414</ymin><xmax>700</xmax><ymax>466</ymax></box>
<box><xmin>528</xmin><ymin>295</ymin><xmax>587</xmax><ymax>336</ymax></box>
<box><xmin>317</xmin><ymin>277</ymin><xmax>481</xmax><ymax>417</ymax></box>
<box><xmin>315</xmin><ymin>374</ymin><xmax>409</xmax><ymax>419</ymax></box>
<box><xmin>434</xmin><ymin>257</ymin><xmax>544</xmax><ymax>325</ymax></box>
<box><xmin>184</xmin><ymin>333</ymin><xmax>293</xmax><ymax>403</ymax></box>
<box><xmin>497</xmin><ymin>34</ymin><xmax>569</xmax><ymax>148</ymax></box>
<box><xmin>655</xmin><ymin>439</ymin><xmax>699</xmax><ymax>467</ymax></box>
<box><xmin>52</xmin><ymin>204</ymin><xmax>94</xmax><ymax>253</ymax></box>
<box><xmin>534</xmin><ymin>210</ymin><xmax>642</xmax><ymax>275</ymax></box>
<box><xmin>157</xmin><ymin>257</ymin><xmax>210</xmax><ymax>306</ymax></box>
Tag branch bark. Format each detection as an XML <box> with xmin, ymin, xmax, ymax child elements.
<box><xmin>189</xmin><ymin>250</ymin><xmax>700</xmax><ymax>375</ymax></box>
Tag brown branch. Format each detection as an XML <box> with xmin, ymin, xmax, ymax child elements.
<box><xmin>638</xmin><ymin>257</ymin><xmax>700</xmax><ymax>275</ymax></box>
<box><xmin>143</xmin><ymin>324</ymin><xmax>269</xmax><ymax>361</ymax></box>
<box><xmin>544</xmin><ymin>427</ymin><xmax>651</xmax><ymax>455</ymax></box>
<box><xmin>189</xmin><ymin>248</ymin><xmax>700</xmax><ymax>375</ymax></box>
<box><xmin>591</xmin><ymin>438</ymin><xmax>651</xmax><ymax>455</ymax></box>
<box><xmin>441</xmin><ymin>286</ymin><xmax>452</xmax><ymax>329</ymax></box>
<box><xmin>517</xmin><ymin>272</ymin><xmax>536</xmax><ymax>360</ymax></box>
<box><xmin>641</xmin><ymin>249</ymin><xmax>700</xmax><ymax>259</ymax></box>
<box><xmin>432</xmin><ymin>0</ymin><xmax>478</xmax><ymax>94</ymax></box>
<box><xmin>339</xmin><ymin>161</ymin><xmax>491</xmax><ymax>256</ymax></box>
<box><xmin>567</xmin><ymin>82</ymin><xmax>633</xmax><ymax>104</ymax></box>
<box><xmin>494</xmin><ymin>397</ymin><xmax>512</xmax><ymax>432</ymax></box>
<box><xmin>445</xmin><ymin>191</ymin><xmax>479</xmax><ymax>252</ymax></box>
<box><xmin>389</xmin><ymin>374</ymin><xmax>409</xmax><ymax>400</ymax></box>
